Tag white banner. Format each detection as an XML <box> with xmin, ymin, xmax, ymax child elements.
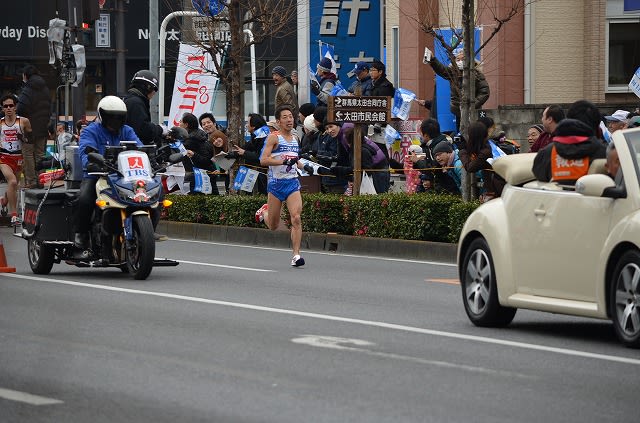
<box><xmin>168</xmin><ymin>42</ymin><xmax>220</xmax><ymax>127</ymax></box>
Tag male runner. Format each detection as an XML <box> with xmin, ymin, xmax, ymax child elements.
<box><xmin>256</xmin><ymin>106</ymin><xmax>305</xmax><ymax>267</ymax></box>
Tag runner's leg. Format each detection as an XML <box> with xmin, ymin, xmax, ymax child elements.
<box><xmin>285</xmin><ymin>190</ymin><xmax>303</xmax><ymax>257</ymax></box>
<box><xmin>264</xmin><ymin>192</ymin><xmax>283</xmax><ymax>231</ymax></box>
<box><xmin>0</xmin><ymin>163</ymin><xmax>18</xmax><ymax>214</ymax></box>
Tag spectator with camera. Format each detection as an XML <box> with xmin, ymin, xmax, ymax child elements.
<box><xmin>415</xmin><ymin>118</ymin><xmax>458</xmax><ymax>193</ymax></box>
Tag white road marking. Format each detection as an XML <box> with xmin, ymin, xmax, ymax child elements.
<box><xmin>176</xmin><ymin>259</ymin><xmax>275</xmax><ymax>272</ymax></box>
<box><xmin>0</xmin><ymin>387</ymin><xmax>63</xmax><ymax>406</ymax></box>
<box><xmin>291</xmin><ymin>335</ymin><xmax>533</xmax><ymax>379</ymax></box>
<box><xmin>2</xmin><ymin>273</ymin><xmax>639</xmax><ymax>366</ymax></box>
<box><xmin>167</xmin><ymin>238</ymin><xmax>457</xmax><ymax>267</ymax></box>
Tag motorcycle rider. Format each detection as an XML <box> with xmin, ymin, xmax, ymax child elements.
<box><xmin>123</xmin><ymin>70</ymin><xmax>166</xmax><ymax>147</ymax></box>
<box><xmin>72</xmin><ymin>96</ymin><xmax>143</xmax><ymax>255</ymax></box>
<box><xmin>123</xmin><ymin>69</ymin><xmax>168</xmax><ymax>240</ymax></box>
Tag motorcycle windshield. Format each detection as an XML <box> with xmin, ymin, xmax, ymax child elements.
<box><xmin>117</xmin><ymin>151</ymin><xmax>154</xmax><ymax>183</ymax></box>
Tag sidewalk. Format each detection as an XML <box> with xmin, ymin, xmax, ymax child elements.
<box><xmin>157</xmin><ymin>221</ymin><xmax>458</xmax><ymax>263</ymax></box>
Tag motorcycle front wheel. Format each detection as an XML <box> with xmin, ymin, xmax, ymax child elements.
<box><xmin>126</xmin><ymin>215</ymin><xmax>155</xmax><ymax>280</ymax></box>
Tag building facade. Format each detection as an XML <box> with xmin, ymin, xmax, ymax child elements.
<box><xmin>0</xmin><ymin>0</ymin><xmax>297</xmax><ymax>123</ymax></box>
<box><xmin>388</xmin><ymin>0</ymin><xmax>640</xmax><ymax>126</ymax></box>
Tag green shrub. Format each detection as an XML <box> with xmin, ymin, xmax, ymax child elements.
<box><xmin>302</xmin><ymin>193</ymin><xmax>350</xmax><ymax>233</ymax></box>
<box><xmin>448</xmin><ymin>200</ymin><xmax>482</xmax><ymax>243</ymax></box>
<box><xmin>165</xmin><ymin>192</ymin><xmax>479</xmax><ymax>243</ymax></box>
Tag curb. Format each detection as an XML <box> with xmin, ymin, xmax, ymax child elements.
<box><xmin>158</xmin><ymin>221</ymin><xmax>458</xmax><ymax>264</ymax></box>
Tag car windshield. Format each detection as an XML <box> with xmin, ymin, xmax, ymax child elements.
<box><xmin>625</xmin><ymin>130</ymin><xmax>640</xmax><ymax>185</ymax></box>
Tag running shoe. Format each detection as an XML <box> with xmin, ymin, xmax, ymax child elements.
<box><xmin>291</xmin><ymin>254</ymin><xmax>305</xmax><ymax>267</ymax></box>
<box><xmin>255</xmin><ymin>203</ymin><xmax>268</xmax><ymax>223</ymax></box>
<box><xmin>10</xmin><ymin>215</ymin><xmax>21</xmax><ymax>226</ymax></box>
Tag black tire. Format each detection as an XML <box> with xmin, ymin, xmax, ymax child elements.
<box><xmin>125</xmin><ymin>215</ymin><xmax>155</xmax><ymax>280</ymax></box>
<box><xmin>460</xmin><ymin>237</ymin><xmax>516</xmax><ymax>327</ymax></box>
<box><xmin>610</xmin><ymin>250</ymin><xmax>640</xmax><ymax>348</ymax></box>
<box><xmin>27</xmin><ymin>238</ymin><xmax>55</xmax><ymax>275</ymax></box>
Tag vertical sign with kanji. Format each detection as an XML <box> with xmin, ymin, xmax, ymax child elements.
<box><xmin>310</xmin><ymin>1</ymin><xmax>382</xmax><ymax>85</ymax></box>
<box><xmin>95</xmin><ymin>14</ymin><xmax>110</xmax><ymax>48</ymax></box>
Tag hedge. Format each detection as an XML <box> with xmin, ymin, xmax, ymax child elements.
<box><xmin>165</xmin><ymin>193</ymin><xmax>481</xmax><ymax>243</ymax></box>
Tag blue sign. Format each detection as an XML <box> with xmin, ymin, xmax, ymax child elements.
<box><xmin>433</xmin><ymin>28</ymin><xmax>482</xmax><ymax>133</ymax></box>
<box><xmin>624</xmin><ymin>0</ymin><xmax>640</xmax><ymax>12</ymax></box>
<box><xmin>191</xmin><ymin>0</ymin><xmax>226</xmax><ymax>17</ymax></box>
<box><xmin>309</xmin><ymin>0</ymin><xmax>382</xmax><ymax>92</ymax></box>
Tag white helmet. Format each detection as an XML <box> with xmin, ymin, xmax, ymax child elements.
<box><xmin>97</xmin><ymin>95</ymin><xmax>127</xmax><ymax>133</ymax></box>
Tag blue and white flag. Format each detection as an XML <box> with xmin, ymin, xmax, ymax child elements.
<box><xmin>487</xmin><ymin>140</ymin><xmax>507</xmax><ymax>165</ymax></box>
<box><xmin>600</xmin><ymin>121</ymin><xmax>612</xmax><ymax>144</ymax></box>
<box><xmin>253</xmin><ymin>125</ymin><xmax>270</xmax><ymax>139</ymax></box>
<box><xmin>392</xmin><ymin>88</ymin><xmax>416</xmax><ymax>120</ymax></box>
<box><xmin>233</xmin><ymin>166</ymin><xmax>259</xmax><ymax>192</ymax></box>
<box><xmin>192</xmin><ymin>167</ymin><xmax>213</xmax><ymax>194</ymax></box>
<box><xmin>319</xmin><ymin>41</ymin><xmax>337</xmax><ymax>75</ymax></box>
<box><xmin>330</xmin><ymin>83</ymin><xmax>349</xmax><ymax>97</ymax></box>
<box><xmin>629</xmin><ymin>66</ymin><xmax>640</xmax><ymax>99</ymax></box>
<box><xmin>384</xmin><ymin>125</ymin><xmax>401</xmax><ymax>147</ymax></box>
<box><xmin>170</xmin><ymin>140</ymin><xmax>188</xmax><ymax>156</ymax></box>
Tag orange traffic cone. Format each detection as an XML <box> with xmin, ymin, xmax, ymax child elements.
<box><xmin>0</xmin><ymin>236</ymin><xmax>16</xmax><ymax>273</ymax></box>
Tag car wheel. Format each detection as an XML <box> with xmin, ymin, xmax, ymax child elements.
<box><xmin>460</xmin><ymin>237</ymin><xmax>516</xmax><ymax>327</ymax></box>
<box><xmin>610</xmin><ymin>250</ymin><xmax>640</xmax><ymax>348</ymax></box>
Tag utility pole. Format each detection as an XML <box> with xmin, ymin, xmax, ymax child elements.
<box><xmin>149</xmin><ymin>0</ymin><xmax>159</xmax><ymax>123</ymax></box>
<box><xmin>116</xmin><ymin>0</ymin><xmax>126</xmax><ymax>95</ymax></box>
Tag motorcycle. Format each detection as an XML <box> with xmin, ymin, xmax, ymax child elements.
<box><xmin>17</xmin><ymin>141</ymin><xmax>183</xmax><ymax>280</ymax></box>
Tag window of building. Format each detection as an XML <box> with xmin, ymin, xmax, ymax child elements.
<box><xmin>606</xmin><ymin>17</ymin><xmax>640</xmax><ymax>91</ymax></box>
<box><xmin>607</xmin><ymin>19</ymin><xmax>640</xmax><ymax>87</ymax></box>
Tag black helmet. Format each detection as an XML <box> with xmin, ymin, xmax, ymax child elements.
<box><xmin>97</xmin><ymin>96</ymin><xmax>127</xmax><ymax>134</ymax></box>
<box><xmin>130</xmin><ymin>69</ymin><xmax>159</xmax><ymax>94</ymax></box>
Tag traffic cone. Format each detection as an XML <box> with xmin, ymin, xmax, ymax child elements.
<box><xmin>0</xmin><ymin>236</ymin><xmax>16</xmax><ymax>273</ymax></box>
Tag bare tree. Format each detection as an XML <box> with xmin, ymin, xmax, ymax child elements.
<box><xmin>409</xmin><ymin>0</ymin><xmax>528</xmax><ymax>200</ymax></box>
<box><xmin>171</xmin><ymin>0</ymin><xmax>297</xmax><ymax>149</ymax></box>
<box><xmin>414</xmin><ymin>0</ymin><xmax>528</xmax><ymax>135</ymax></box>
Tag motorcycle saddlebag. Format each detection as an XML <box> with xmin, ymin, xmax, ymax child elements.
<box><xmin>22</xmin><ymin>188</ymin><xmax>78</xmax><ymax>241</ymax></box>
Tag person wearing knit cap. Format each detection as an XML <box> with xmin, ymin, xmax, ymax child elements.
<box><xmin>311</xmin><ymin>57</ymin><xmax>339</xmax><ymax>107</ymax></box>
<box><xmin>527</xmin><ymin>124</ymin><xmax>544</xmax><ymax>149</ymax></box>
<box><xmin>312</xmin><ymin>106</ymin><xmax>327</xmax><ymax>131</ymax></box>
<box><xmin>531</xmin><ymin>104</ymin><xmax>564</xmax><ymax>153</ymax></box>
<box><xmin>273</xmin><ymin>65</ymin><xmax>298</xmax><ymax>120</ymax></box>
<box><xmin>532</xmin><ymin>116</ymin><xmax>606</xmax><ymax>184</ymax></box>
<box><xmin>432</xmin><ymin>140</ymin><xmax>463</xmax><ymax>193</ymax></box>
<box><xmin>367</xmin><ymin>59</ymin><xmax>395</xmax><ymax>97</ymax></box>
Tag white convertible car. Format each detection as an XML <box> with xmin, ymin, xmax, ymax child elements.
<box><xmin>457</xmin><ymin>127</ymin><xmax>640</xmax><ymax>347</ymax></box>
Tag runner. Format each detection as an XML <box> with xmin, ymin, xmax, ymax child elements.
<box><xmin>0</xmin><ymin>94</ymin><xmax>32</xmax><ymax>225</ymax></box>
<box><xmin>256</xmin><ymin>106</ymin><xmax>305</xmax><ymax>267</ymax></box>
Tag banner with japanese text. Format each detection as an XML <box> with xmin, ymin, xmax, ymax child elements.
<box><xmin>168</xmin><ymin>42</ymin><xmax>220</xmax><ymax>127</ymax></box>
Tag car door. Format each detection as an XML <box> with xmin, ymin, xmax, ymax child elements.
<box><xmin>507</xmin><ymin>187</ymin><xmax>612</xmax><ymax>302</ymax></box>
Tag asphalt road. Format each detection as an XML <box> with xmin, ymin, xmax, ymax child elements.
<box><xmin>1</xmin><ymin>227</ymin><xmax>639</xmax><ymax>422</ymax></box>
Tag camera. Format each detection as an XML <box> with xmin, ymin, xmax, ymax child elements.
<box><xmin>453</xmin><ymin>136</ymin><xmax>461</xmax><ymax>143</ymax></box>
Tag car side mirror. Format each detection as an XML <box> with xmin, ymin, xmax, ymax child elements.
<box><xmin>575</xmin><ymin>174</ymin><xmax>625</xmax><ymax>198</ymax></box>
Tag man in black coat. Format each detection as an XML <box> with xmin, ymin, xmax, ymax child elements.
<box><xmin>123</xmin><ymin>70</ymin><xmax>165</xmax><ymax>146</ymax></box>
<box><xmin>364</xmin><ymin>60</ymin><xmax>395</xmax><ymax>97</ymax></box>
<box><xmin>17</xmin><ymin>65</ymin><xmax>51</xmax><ymax>187</ymax></box>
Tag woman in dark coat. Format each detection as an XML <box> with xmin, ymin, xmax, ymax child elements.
<box><xmin>231</xmin><ymin>113</ymin><xmax>269</xmax><ymax>194</ymax></box>
<box><xmin>180</xmin><ymin>112</ymin><xmax>218</xmax><ymax>195</ymax></box>
<box><xmin>458</xmin><ymin>121</ymin><xmax>505</xmax><ymax>200</ymax></box>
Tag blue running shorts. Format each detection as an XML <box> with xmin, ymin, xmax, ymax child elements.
<box><xmin>268</xmin><ymin>178</ymin><xmax>301</xmax><ymax>202</ymax></box>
